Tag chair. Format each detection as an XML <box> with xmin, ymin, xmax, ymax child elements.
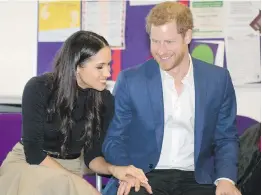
<box><xmin>81</xmin><ymin>151</ymin><xmax>103</xmax><ymax>192</ymax></box>
<box><xmin>237</xmin><ymin>123</ymin><xmax>261</xmax><ymax>195</ymax></box>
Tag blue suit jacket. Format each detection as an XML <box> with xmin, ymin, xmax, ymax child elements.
<box><xmin>102</xmin><ymin>58</ymin><xmax>239</xmax><ymax>195</ymax></box>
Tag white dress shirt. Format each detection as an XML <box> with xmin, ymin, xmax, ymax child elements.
<box><xmin>156</xmin><ymin>55</ymin><xmax>195</xmax><ymax>171</ymax></box>
<box><xmin>155</xmin><ymin>55</ymin><xmax>235</xmax><ymax>185</ymax></box>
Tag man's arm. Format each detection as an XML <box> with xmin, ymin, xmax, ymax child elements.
<box><xmin>102</xmin><ymin>71</ymin><xmax>132</xmax><ymax>166</ymax></box>
<box><xmin>214</xmin><ymin>69</ymin><xmax>239</xmax><ymax>184</ymax></box>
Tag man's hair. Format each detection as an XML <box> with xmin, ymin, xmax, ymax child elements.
<box><xmin>146</xmin><ymin>1</ymin><xmax>194</xmax><ymax>37</ymax></box>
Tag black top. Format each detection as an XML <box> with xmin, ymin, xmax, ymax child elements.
<box><xmin>21</xmin><ymin>74</ymin><xmax>114</xmax><ymax>167</ymax></box>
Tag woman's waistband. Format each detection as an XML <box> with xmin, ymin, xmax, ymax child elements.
<box><xmin>19</xmin><ymin>140</ymin><xmax>81</xmax><ymax>160</ymax></box>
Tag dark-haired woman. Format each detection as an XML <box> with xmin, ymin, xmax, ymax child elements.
<box><xmin>0</xmin><ymin>31</ymin><xmax>148</xmax><ymax>195</ymax></box>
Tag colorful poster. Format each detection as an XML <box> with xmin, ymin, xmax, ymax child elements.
<box><xmin>38</xmin><ymin>1</ymin><xmax>81</xmax><ymax>42</ymax></box>
<box><xmin>190</xmin><ymin>39</ymin><xmax>225</xmax><ymax>67</ymax></box>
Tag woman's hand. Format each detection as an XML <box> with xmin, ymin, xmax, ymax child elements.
<box><xmin>108</xmin><ymin>165</ymin><xmax>148</xmax><ymax>184</ymax></box>
<box><xmin>117</xmin><ymin>176</ymin><xmax>153</xmax><ymax>195</ymax></box>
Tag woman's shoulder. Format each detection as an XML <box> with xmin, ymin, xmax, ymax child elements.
<box><xmin>23</xmin><ymin>73</ymin><xmax>53</xmax><ymax>97</ymax></box>
<box><xmin>102</xmin><ymin>89</ymin><xmax>114</xmax><ymax>107</ymax></box>
<box><xmin>101</xmin><ymin>89</ymin><xmax>114</xmax><ymax>118</ymax></box>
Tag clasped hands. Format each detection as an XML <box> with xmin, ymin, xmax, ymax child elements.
<box><xmin>108</xmin><ymin>165</ymin><xmax>152</xmax><ymax>195</ymax></box>
<box><xmin>108</xmin><ymin>165</ymin><xmax>241</xmax><ymax>195</ymax></box>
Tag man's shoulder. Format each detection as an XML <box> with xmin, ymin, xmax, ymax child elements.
<box><xmin>193</xmin><ymin>58</ymin><xmax>226</xmax><ymax>74</ymax></box>
<box><xmin>121</xmin><ymin>58</ymin><xmax>157</xmax><ymax>78</ymax></box>
<box><xmin>193</xmin><ymin>58</ymin><xmax>231</xmax><ymax>94</ymax></box>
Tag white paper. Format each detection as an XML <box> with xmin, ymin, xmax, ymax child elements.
<box><xmin>191</xmin><ymin>0</ymin><xmax>225</xmax><ymax>38</ymax></box>
<box><xmin>224</xmin><ymin>1</ymin><xmax>260</xmax><ymax>37</ymax></box>
<box><xmin>129</xmin><ymin>0</ymin><xmax>175</xmax><ymax>6</ymax></box>
<box><xmin>81</xmin><ymin>0</ymin><xmax>126</xmax><ymax>49</ymax></box>
<box><xmin>224</xmin><ymin>1</ymin><xmax>260</xmax><ymax>86</ymax></box>
<box><xmin>235</xmin><ymin>83</ymin><xmax>261</xmax><ymax>122</ymax></box>
<box><xmin>225</xmin><ymin>34</ymin><xmax>261</xmax><ymax>86</ymax></box>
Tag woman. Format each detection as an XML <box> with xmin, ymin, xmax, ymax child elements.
<box><xmin>0</xmin><ymin>31</ymin><xmax>148</xmax><ymax>195</ymax></box>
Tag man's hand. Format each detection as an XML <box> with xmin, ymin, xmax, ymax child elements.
<box><xmin>117</xmin><ymin>175</ymin><xmax>152</xmax><ymax>195</ymax></box>
<box><xmin>216</xmin><ymin>180</ymin><xmax>241</xmax><ymax>195</ymax></box>
<box><xmin>108</xmin><ymin>165</ymin><xmax>148</xmax><ymax>184</ymax></box>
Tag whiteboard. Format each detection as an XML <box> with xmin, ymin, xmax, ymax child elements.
<box><xmin>0</xmin><ymin>1</ymin><xmax>38</xmax><ymax>104</ymax></box>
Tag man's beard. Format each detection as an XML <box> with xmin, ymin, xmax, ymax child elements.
<box><xmin>155</xmin><ymin>51</ymin><xmax>185</xmax><ymax>71</ymax></box>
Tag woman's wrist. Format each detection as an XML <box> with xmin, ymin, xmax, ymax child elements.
<box><xmin>107</xmin><ymin>163</ymin><xmax>116</xmax><ymax>175</ymax></box>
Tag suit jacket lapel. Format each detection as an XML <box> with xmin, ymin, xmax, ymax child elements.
<box><xmin>145</xmin><ymin>60</ymin><xmax>164</xmax><ymax>152</ymax></box>
<box><xmin>193</xmin><ymin>59</ymin><xmax>208</xmax><ymax>161</ymax></box>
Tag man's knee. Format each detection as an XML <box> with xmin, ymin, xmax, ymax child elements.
<box><xmin>129</xmin><ymin>188</ymin><xmax>149</xmax><ymax>195</ymax></box>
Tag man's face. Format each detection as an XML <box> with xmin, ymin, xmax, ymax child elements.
<box><xmin>150</xmin><ymin>22</ymin><xmax>191</xmax><ymax>71</ymax></box>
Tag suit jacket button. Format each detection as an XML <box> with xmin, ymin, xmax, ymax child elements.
<box><xmin>148</xmin><ymin>164</ymin><xmax>153</xmax><ymax>169</ymax></box>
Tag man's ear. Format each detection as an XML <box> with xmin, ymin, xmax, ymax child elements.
<box><xmin>184</xmin><ymin>29</ymin><xmax>192</xmax><ymax>45</ymax></box>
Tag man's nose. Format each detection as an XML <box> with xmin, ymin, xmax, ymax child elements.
<box><xmin>157</xmin><ymin>42</ymin><xmax>168</xmax><ymax>55</ymax></box>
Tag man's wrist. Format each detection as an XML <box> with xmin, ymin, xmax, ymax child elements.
<box><xmin>215</xmin><ymin>178</ymin><xmax>235</xmax><ymax>186</ymax></box>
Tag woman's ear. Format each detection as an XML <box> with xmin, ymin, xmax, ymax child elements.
<box><xmin>76</xmin><ymin>66</ymin><xmax>80</xmax><ymax>75</ymax></box>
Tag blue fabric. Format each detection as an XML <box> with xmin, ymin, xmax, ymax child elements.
<box><xmin>102</xmin><ymin>58</ymin><xmax>239</xmax><ymax>195</ymax></box>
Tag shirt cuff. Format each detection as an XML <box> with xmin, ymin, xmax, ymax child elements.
<box><xmin>214</xmin><ymin>178</ymin><xmax>235</xmax><ymax>186</ymax></box>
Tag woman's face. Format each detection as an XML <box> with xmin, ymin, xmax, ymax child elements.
<box><xmin>76</xmin><ymin>46</ymin><xmax>112</xmax><ymax>91</ymax></box>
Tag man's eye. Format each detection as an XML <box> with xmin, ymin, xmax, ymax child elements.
<box><xmin>151</xmin><ymin>39</ymin><xmax>158</xmax><ymax>43</ymax></box>
<box><xmin>166</xmin><ymin>40</ymin><xmax>174</xmax><ymax>44</ymax></box>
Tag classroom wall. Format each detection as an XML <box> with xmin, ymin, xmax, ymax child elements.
<box><xmin>0</xmin><ymin>1</ymin><xmax>260</xmax><ymax>123</ymax></box>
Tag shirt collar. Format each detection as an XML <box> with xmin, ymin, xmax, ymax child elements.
<box><xmin>160</xmin><ymin>54</ymin><xmax>194</xmax><ymax>86</ymax></box>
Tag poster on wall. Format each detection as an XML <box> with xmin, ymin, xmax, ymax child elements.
<box><xmin>190</xmin><ymin>0</ymin><xmax>225</xmax><ymax>38</ymax></box>
<box><xmin>225</xmin><ymin>35</ymin><xmax>261</xmax><ymax>86</ymax></box>
<box><xmin>81</xmin><ymin>0</ymin><xmax>126</xmax><ymax>49</ymax></box>
<box><xmin>38</xmin><ymin>1</ymin><xmax>81</xmax><ymax>42</ymax></box>
<box><xmin>37</xmin><ymin>0</ymin><xmax>123</xmax><ymax>81</ymax></box>
<box><xmin>224</xmin><ymin>1</ymin><xmax>261</xmax><ymax>86</ymax></box>
<box><xmin>38</xmin><ymin>0</ymin><xmax>127</xmax><ymax>49</ymax></box>
<box><xmin>129</xmin><ymin>0</ymin><xmax>175</xmax><ymax>6</ymax></box>
<box><xmin>190</xmin><ymin>0</ymin><xmax>261</xmax><ymax>86</ymax></box>
<box><xmin>190</xmin><ymin>39</ymin><xmax>225</xmax><ymax>68</ymax></box>
<box><xmin>129</xmin><ymin>0</ymin><xmax>188</xmax><ymax>6</ymax></box>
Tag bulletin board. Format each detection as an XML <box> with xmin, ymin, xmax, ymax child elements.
<box><xmin>37</xmin><ymin>1</ymin><xmax>189</xmax><ymax>80</ymax></box>
<box><xmin>37</xmin><ymin>1</ymin><xmax>261</xmax><ymax>131</ymax></box>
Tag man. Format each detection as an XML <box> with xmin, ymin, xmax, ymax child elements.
<box><xmin>102</xmin><ymin>2</ymin><xmax>241</xmax><ymax>195</ymax></box>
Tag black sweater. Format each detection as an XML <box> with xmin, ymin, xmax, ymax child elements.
<box><xmin>21</xmin><ymin>74</ymin><xmax>114</xmax><ymax>167</ymax></box>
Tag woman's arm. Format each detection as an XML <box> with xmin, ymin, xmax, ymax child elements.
<box><xmin>22</xmin><ymin>77</ymin><xmax>49</xmax><ymax>164</ymax></box>
<box><xmin>88</xmin><ymin>156</ymin><xmax>112</xmax><ymax>175</ymax></box>
<box><xmin>22</xmin><ymin>77</ymin><xmax>82</xmax><ymax>175</ymax></box>
<box><xmin>85</xmin><ymin>91</ymin><xmax>148</xmax><ymax>183</ymax></box>
<box><xmin>89</xmin><ymin>156</ymin><xmax>148</xmax><ymax>184</ymax></box>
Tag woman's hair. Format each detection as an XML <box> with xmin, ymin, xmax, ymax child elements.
<box><xmin>47</xmin><ymin>30</ymin><xmax>109</xmax><ymax>156</ymax></box>
<box><xmin>146</xmin><ymin>2</ymin><xmax>193</xmax><ymax>37</ymax></box>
